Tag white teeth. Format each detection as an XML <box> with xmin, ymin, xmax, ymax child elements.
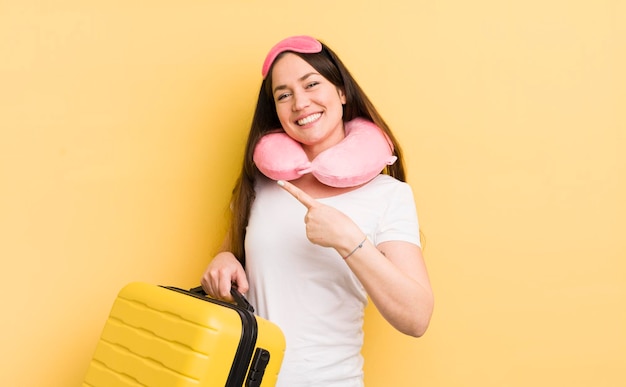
<box><xmin>297</xmin><ymin>113</ymin><xmax>321</xmax><ymax>126</ymax></box>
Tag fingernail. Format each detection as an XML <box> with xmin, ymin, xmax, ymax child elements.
<box><xmin>277</xmin><ymin>180</ymin><xmax>285</xmax><ymax>187</ymax></box>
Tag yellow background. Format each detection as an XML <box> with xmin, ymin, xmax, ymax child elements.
<box><xmin>1</xmin><ymin>1</ymin><xmax>624</xmax><ymax>386</ymax></box>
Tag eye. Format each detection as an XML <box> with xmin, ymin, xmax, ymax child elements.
<box><xmin>305</xmin><ymin>81</ymin><xmax>320</xmax><ymax>89</ymax></box>
<box><xmin>276</xmin><ymin>92</ymin><xmax>291</xmax><ymax>101</ymax></box>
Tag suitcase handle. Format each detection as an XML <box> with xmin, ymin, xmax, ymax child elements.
<box><xmin>189</xmin><ymin>285</ymin><xmax>255</xmax><ymax>313</ymax></box>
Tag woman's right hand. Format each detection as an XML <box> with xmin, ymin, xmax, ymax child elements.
<box><xmin>200</xmin><ymin>251</ymin><xmax>249</xmax><ymax>301</ymax></box>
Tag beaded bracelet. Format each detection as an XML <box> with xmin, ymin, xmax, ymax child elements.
<box><xmin>343</xmin><ymin>236</ymin><xmax>367</xmax><ymax>259</ymax></box>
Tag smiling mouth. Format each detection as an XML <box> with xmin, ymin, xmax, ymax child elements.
<box><xmin>297</xmin><ymin>113</ymin><xmax>322</xmax><ymax>126</ymax></box>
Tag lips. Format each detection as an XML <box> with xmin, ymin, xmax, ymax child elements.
<box><xmin>296</xmin><ymin>112</ymin><xmax>322</xmax><ymax>126</ymax></box>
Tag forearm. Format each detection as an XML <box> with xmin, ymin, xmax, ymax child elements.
<box><xmin>341</xmin><ymin>239</ymin><xmax>434</xmax><ymax>337</ymax></box>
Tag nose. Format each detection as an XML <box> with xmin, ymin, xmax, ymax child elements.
<box><xmin>292</xmin><ymin>91</ymin><xmax>310</xmax><ymax>111</ymax></box>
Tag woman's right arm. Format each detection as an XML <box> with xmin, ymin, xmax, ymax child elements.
<box><xmin>200</xmin><ymin>237</ymin><xmax>249</xmax><ymax>301</ymax></box>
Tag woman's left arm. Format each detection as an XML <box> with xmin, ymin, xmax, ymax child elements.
<box><xmin>342</xmin><ymin>238</ymin><xmax>433</xmax><ymax>337</ymax></box>
<box><xmin>278</xmin><ymin>180</ymin><xmax>434</xmax><ymax>337</ymax></box>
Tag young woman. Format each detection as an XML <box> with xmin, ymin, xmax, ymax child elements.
<box><xmin>201</xmin><ymin>35</ymin><xmax>434</xmax><ymax>387</ymax></box>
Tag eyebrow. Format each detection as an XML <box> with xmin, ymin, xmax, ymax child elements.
<box><xmin>272</xmin><ymin>72</ymin><xmax>319</xmax><ymax>95</ymax></box>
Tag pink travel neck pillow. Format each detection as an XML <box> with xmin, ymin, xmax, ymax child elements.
<box><xmin>253</xmin><ymin>118</ymin><xmax>398</xmax><ymax>188</ymax></box>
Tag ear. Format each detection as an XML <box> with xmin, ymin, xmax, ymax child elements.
<box><xmin>338</xmin><ymin>87</ymin><xmax>347</xmax><ymax>105</ymax></box>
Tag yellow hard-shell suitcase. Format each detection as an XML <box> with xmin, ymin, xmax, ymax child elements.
<box><xmin>83</xmin><ymin>282</ymin><xmax>285</xmax><ymax>387</ymax></box>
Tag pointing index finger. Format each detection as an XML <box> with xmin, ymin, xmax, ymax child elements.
<box><xmin>277</xmin><ymin>180</ymin><xmax>317</xmax><ymax>209</ymax></box>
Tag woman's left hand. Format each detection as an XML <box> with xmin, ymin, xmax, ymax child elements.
<box><xmin>277</xmin><ymin>180</ymin><xmax>365</xmax><ymax>256</ymax></box>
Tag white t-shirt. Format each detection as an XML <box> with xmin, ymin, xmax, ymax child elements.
<box><xmin>245</xmin><ymin>174</ymin><xmax>420</xmax><ymax>387</ymax></box>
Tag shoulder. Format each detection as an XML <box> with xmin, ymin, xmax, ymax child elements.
<box><xmin>320</xmin><ymin>174</ymin><xmax>416</xmax><ymax>207</ymax></box>
<box><xmin>253</xmin><ymin>174</ymin><xmax>274</xmax><ymax>190</ymax></box>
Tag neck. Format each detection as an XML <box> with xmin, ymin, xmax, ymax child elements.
<box><xmin>288</xmin><ymin>174</ymin><xmax>364</xmax><ymax>199</ymax></box>
<box><xmin>301</xmin><ymin>125</ymin><xmax>346</xmax><ymax>160</ymax></box>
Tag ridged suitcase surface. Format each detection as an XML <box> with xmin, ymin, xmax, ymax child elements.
<box><xmin>83</xmin><ymin>282</ymin><xmax>285</xmax><ymax>387</ymax></box>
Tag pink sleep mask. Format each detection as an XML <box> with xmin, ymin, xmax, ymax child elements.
<box><xmin>253</xmin><ymin>118</ymin><xmax>398</xmax><ymax>188</ymax></box>
<box><xmin>261</xmin><ymin>35</ymin><xmax>323</xmax><ymax>79</ymax></box>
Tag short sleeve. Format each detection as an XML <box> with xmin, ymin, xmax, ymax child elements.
<box><xmin>374</xmin><ymin>182</ymin><xmax>421</xmax><ymax>247</ymax></box>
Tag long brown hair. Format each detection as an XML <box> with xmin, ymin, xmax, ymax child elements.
<box><xmin>226</xmin><ymin>40</ymin><xmax>407</xmax><ymax>265</ymax></box>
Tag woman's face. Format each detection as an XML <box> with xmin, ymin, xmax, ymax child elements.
<box><xmin>270</xmin><ymin>53</ymin><xmax>346</xmax><ymax>158</ymax></box>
